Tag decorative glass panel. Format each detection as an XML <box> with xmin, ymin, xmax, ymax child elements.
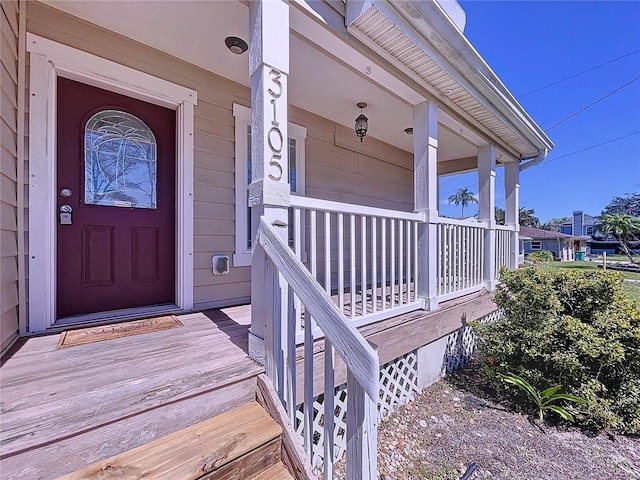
<box><xmin>85</xmin><ymin>110</ymin><xmax>157</xmax><ymax>209</ymax></box>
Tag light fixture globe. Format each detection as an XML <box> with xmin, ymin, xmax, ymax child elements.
<box><xmin>355</xmin><ymin>102</ymin><xmax>368</xmax><ymax>143</ymax></box>
<box><xmin>225</xmin><ymin>36</ymin><xmax>248</xmax><ymax>55</ymax></box>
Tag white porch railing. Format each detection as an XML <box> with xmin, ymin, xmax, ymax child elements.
<box><xmin>495</xmin><ymin>226</ymin><xmax>512</xmax><ymax>278</ymax></box>
<box><xmin>436</xmin><ymin>217</ymin><xmax>486</xmax><ymax>301</ymax></box>
<box><xmin>290</xmin><ymin>196</ymin><xmax>423</xmax><ymax>340</ymax></box>
<box><xmin>257</xmin><ymin>217</ymin><xmax>379</xmax><ymax>480</ymax></box>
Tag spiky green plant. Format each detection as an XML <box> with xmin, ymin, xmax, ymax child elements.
<box><xmin>499</xmin><ymin>373</ymin><xmax>586</xmax><ymax>421</ymax></box>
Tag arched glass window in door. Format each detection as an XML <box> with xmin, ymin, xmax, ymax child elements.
<box><xmin>84</xmin><ymin>110</ymin><xmax>157</xmax><ymax>209</ymax></box>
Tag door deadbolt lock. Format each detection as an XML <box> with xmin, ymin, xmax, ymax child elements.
<box><xmin>59</xmin><ymin>205</ymin><xmax>72</xmax><ymax>225</ymax></box>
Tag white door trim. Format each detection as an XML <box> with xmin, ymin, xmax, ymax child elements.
<box><xmin>26</xmin><ymin>34</ymin><xmax>197</xmax><ymax>333</ymax></box>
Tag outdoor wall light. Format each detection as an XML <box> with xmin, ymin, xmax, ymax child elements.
<box><xmin>404</xmin><ymin>127</ymin><xmax>413</xmax><ymax>135</ymax></box>
<box><xmin>225</xmin><ymin>36</ymin><xmax>248</xmax><ymax>55</ymax></box>
<box><xmin>355</xmin><ymin>102</ymin><xmax>368</xmax><ymax>142</ymax></box>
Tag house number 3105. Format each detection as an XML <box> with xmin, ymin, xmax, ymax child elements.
<box><xmin>267</xmin><ymin>68</ymin><xmax>283</xmax><ymax>182</ymax></box>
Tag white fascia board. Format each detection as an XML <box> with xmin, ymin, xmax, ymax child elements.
<box><xmin>386</xmin><ymin>0</ymin><xmax>554</xmax><ymax>153</ymax></box>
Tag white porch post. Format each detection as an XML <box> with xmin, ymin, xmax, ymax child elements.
<box><xmin>478</xmin><ymin>145</ymin><xmax>496</xmax><ymax>290</ymax></box>
<box><xmin>504</xmin><ymin>161</ymin><xmax>520</xmax><ymax>269</ymax></box>
<box><xmin>414</xmin><ymin>100</ymin><xmax>439</xmax><ymax>310</ymax></box>
<box><xmin>248</xmin><ymin>0</ymin><xmax>290</xmax><ymax>370</ymax></box>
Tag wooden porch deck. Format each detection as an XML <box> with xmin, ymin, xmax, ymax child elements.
<box><xmin>0</xmin><ymin>305</ymin><xmax>259</xmax><ymax>479</ymax></box>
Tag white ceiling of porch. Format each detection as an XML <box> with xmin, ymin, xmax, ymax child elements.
<box><xmin>41</xmin><ymin>0</ymin><xmax>479</xmax><ymax>161</ymax></box>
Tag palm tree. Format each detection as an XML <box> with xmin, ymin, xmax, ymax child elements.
<box><xmin>448</xmin><ymin>188</ymin><xmax>478</xmax><ymax>218</ymax></box>
<box><xmin>597</xmin><ymin>214</ymin><xmax>640</xmax><ymax>263</ymax></box>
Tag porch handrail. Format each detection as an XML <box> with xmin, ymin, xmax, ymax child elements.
<box><xmin>435</xmin><ymin>216</ymin><xmax>488</xmax><ymax>228</ymax></box>
<box><xmin>257</xmin><ymin>216</ymin><xmax>379</xmax><ymax>479</ymax></box>
<box><xmin>291</xmin><ymin>195</ymin><xmax>423</xmax><ymax>222</ymax></box>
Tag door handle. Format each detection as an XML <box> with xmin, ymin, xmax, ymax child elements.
<box><xmin>60</xmin><ymin>205</ymin><xmax>72</xmax><ymax>225</ymax></box>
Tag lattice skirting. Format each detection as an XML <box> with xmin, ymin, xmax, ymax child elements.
<box><xmin>295</xmin><ymin>351</ymin><xmax>419</xmax><ymax>473</ymax></box>
<box><xmin>295</xmin><ymin>309</ymin><xmax>500</xmax><ymax>473</ymax></box>
<box><xmin>444</xmin><ymin>309</ymin><xmax>501</xmax><ymax>373</ymax></box>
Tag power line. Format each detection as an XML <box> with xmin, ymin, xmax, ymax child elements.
<box><xmin>438</xmin><ymin>131</ymin><xmax>640</xmax><ymax>198</ymax></box>
<box><xmin>537</xmin><ymin>130</ymin><xmax>640</xmax><ymax>166</ymax></box>
<box><xmin>545</xmin><ymin>76</ymin><xmax>640</xmax><ymax>131</ymax></box>
<box><xmin>518</xmin><ymin>49</ymin><xmax>640</xmax><ymax>98</ymax></box>
<box><xmin>439</xmin><ymin>172</ymin><xmax>467</xmax><ymax>186</ymax></box>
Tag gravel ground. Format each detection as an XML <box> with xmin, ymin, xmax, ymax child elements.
<box><xmin>334</xmin><ymin>367</ymin><xmax>639</xmax><ymax>479</ymax></box>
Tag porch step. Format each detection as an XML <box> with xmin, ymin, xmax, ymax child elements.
<box><xmin>252</xmin><ymin>463</ymin><xmax>294</xmax><ymax>480</ymax></box>
<box><xmin>58</xmin><ymin>401</ymin><xmax>291</xmax><ymax>479</ymax></box>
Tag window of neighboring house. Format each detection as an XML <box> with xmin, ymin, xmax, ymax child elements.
<box><xmin>530</xmin><ymin>240</ymin><xmax>542</xmax><ymax>250</ymax></box>
<box><xmin>586</xmin><ymin>226</ymin><xmax>594</xmax><ymax>235</ymax></box>
<box><xmin>233</xmin><ymin>104</ymin><xmax>306</xmax><ymax>267</ymax></box>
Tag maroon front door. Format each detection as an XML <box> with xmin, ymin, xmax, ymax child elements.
<box><xmin>56</xmin><ymin>78</ymin><xmax>176</xmax><ymax>318</ymax></box>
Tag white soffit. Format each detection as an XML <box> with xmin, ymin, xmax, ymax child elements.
<box><xmin>347</xmin><ymin>3</ymin><xmax>542</xmax><ymax>158</ymax></box>
<box><xmin>41</xmin><ymin>0</ymin><xmax>251</xmax><ymax>87</ymax></box>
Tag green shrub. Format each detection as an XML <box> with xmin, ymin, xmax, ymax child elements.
<box><xmin>473</xmin><ymin>267</ymin><xmax>640</xmax><ymax>433</ymax></box>
<box><xmin>527</xmin><ymin>250</ymin><xmax>554</xmax><ymax>263</ymax></box>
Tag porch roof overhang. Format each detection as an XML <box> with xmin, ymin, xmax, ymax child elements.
<box><xmin>345</xmin><ymin>0</ymin><xmax>554</xmax><ymax>161</ymax></box>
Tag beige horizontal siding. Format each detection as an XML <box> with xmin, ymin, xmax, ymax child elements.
<box><xmin>1</xmin><ymin>0</ymin><xmax>19</xmax><ymax>352</ymax></box>
<box><xmin>25</xmin><ymin>1</ymin><xmax>416</xmax><ymax>313</ymax></box>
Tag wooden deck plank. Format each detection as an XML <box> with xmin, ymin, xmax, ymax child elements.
<box><xmin>1</xmin><ymin>332</ymin><xmax>247</xmax><ymax>386</ymax></box>
<box><xmin>1</xmin><ymin>312</ymin><xmax>248</xmax><ymax>378</ymax></box>
<box><xmin>0</xmin><ymin>312</ymin><xmax>259</xmax><ymax>459</ymax></box>
<box><xmin>2</xmin><ymin>358</ymin><xmax>263</xmax><ymax>456</ymax></box>
<box><xmin>1</xmin><ymin>377</ymin><xmax>259</xmax><ymax>479</ymax></box>
<box><xmin>0</xmin><ymin>344</ymin><xmax>262</xmax><ymax>442</ymax></box>
<box><xmin>58</xmin><ymin>402</ymin><xmax>280</xmax><ymax>480</ymax></box>
<box><xmin>1</xmin><ymin>326</ymin><xmax>250</xmax><ymax>397</ymax></box>
<box><xmin>1</xmin><ymin>329</ymin><xmax>251</xmax><ymax>393</ymax></box>
<box><xmin>250</xmin><ymin>463</ymin><xmax>294</xmax><ymax>480</ymax></box>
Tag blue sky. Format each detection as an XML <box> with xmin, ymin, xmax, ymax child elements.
<box><xmin>438</xmin><ymin>1</ymin><xmax>640</xmax><ymax>222</ymax></box>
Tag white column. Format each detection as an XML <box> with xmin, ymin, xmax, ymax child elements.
<box><xmin>478</xmin><ymin>144</ymin><xmax>496</xmax><ymax>290</ymax></box>
<box><xmin>504</xmin><ymin>161</ymin><xmax>520</xmax><ymax>269</ymax></box>
<box><xmin>249</xmin><ymin>0</ymin><xmax>290</xmax><ymax>366</ymax></box>
<box><xmin>414</xmin><ymin>100</ymin><xmax>439</xmax><ymax>310</ymax></box>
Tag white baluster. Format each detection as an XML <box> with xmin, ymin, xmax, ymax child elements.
<box><xmin>350</xmin><ymin>214</ymin><xmax>356</xmax><ymax>319</ymax></box>
<box><xmin>361</xmin><ymin>215</ymin><xmax>367</xmax><ymax>316</ymax></box>
<box><xmin>381</xmin><ymin>218</ymin><xmax>387</xmax><ymax>311</ymax></box>
<box><xmin>372</xmin><ymin>217</ymin><xmax>377</xmax><ymax>313</ymax></box>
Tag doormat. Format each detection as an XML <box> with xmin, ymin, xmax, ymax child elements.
<box><xmin>56</xmin><ymin>315</ymin><xmax>183</xmax><ymax>349</ymax></box>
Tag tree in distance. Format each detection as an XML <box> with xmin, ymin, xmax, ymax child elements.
<box><xmin>494</xmin><ymin>207</ymin><xmax>541</xmax><ymax>228</ymax></box>
<box><xmin>541</xmin><ymin>217</ymin><xmax>571</xmax><ymax>232</ymax></box>
<box><xmin>602</xmin><ymin>193</ymin><xmax>640</xmax><ymax>217</ymax></box>
<box><xmin>448</xmin><ymin>187</ymin><xmax>477</xmax><ymax>218</ymax></box>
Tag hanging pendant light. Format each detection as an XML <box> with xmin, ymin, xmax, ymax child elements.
<box><xmin>355</xmin><ymin>102</ymin><xmax>368</xmax><ymax>143</ymax></box>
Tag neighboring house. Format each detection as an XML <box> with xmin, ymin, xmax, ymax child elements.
<box><xmin>560</xmin><ymin>210</ymin><xmax>597</xmax><ymax>237</ymax></box>
<box><xmin>520</xmin><ymin>226</ymin><xmax>578</xmax><ymax>261</ymax></box>
<box><xmin>518</xmin><ymin>232</ymin><xmax>532</xmax><ymax>265</ymax></box>
<box><xmin>0</xmin><ymin>1</ymin><xmax>553</xmax><ymax>477</ymax></box>
<box><xmin>560</xmin><ymin>210</ymin><xmax>619</xmax><ymax>254</ymax></box>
